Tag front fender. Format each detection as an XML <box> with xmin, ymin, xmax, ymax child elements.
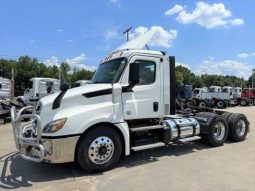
<box><xmin>47</xmin><ymin>102</ymin><xmax>114</xmax><ymax>136</ymax></box>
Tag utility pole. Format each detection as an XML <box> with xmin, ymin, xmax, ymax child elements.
<box><xmin>123</xmin><ymin>27</ymin><xmax>132</xmax><ymax>42</ymax></box>
<box><xmin>252</xmin><ymin>69</ymin><xmax>255</xmax><ymax>89</ymax></box>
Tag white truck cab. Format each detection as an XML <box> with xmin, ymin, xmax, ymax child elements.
<box><xmin>74</xmin><ymin>80</ymin><xmax>90</xmax><ymax>87</ymax></box>
<box><xmin>22</xmin><ymin>78</ymin><xmax>60</xmax><ymax>105</ymax></box>
<box><xmin>11</xmin><ymin>34</ymin><xmax>249</xmax><ymax>172</ymax></box>
<box><xmin>193</xmin><ymin>87</ymin><xmax>208</xmax><ymax>98</ymax></box>
<box><xmin>0</xmin><ymin>77</ymin><xmax>11</xmax><ymax>100</ymax></box>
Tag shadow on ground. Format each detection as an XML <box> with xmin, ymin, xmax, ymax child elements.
<box><xmin>0</xmin><ymin>141</ymin><xmax>213</xmax><ymax>190</ymax></box>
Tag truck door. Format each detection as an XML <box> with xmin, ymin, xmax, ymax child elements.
<box><xmin>122</xmin><ymin>56</ymin><xmax>161</xmax><ymax>120</ymax></box>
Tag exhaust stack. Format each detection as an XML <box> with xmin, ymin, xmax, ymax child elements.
<box><xmin>169</xmin><ymin>56</ymin><xmax>176</xmax><ymax>115</ymax></box>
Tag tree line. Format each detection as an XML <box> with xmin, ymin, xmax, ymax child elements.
<box><xmin>0</xmin><ymin>56</ymin><xmax>253</xmax><ymax>96</ymax></box>
<box><xmin>0</xmin><ymin>56</ymin><xmax>94</xmax><ymax>95</ymax></box>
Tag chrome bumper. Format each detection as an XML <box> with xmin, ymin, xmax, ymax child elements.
<box><xmin>10</xmin><ymin>106</ymin><xmax>79</xmax><ymax>163</ymax></box>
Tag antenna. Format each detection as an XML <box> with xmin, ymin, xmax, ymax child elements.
<box><xmin>123</xmin><ymin>27</ymin><xmax>132</xmax><ymax>42</ymax></box>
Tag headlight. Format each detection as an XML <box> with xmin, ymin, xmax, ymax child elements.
<box><xmin>43</xmin><ymin>118</ymin><xmax>67</xmax><ymax>133</ymax></box>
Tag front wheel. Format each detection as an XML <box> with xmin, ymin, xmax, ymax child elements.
<box><xmin>77</xmin><ymin>126</ymin><xmax>122</xmax><ymax>172</ymax></box>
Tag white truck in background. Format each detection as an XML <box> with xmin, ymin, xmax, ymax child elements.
<box><xmin>11</xmin><ymin>31</ymin><xmax>249</xmax><ymax>172</ymax></box>
<box><xmin>0</xmin><ymin>77</ymin><xmax>11</xmax><ymax>100</ymax></box>
<box><xmin>20</xmin><ymin>78</ymin><xmax>60</xmax><ymax>105</ymax></box>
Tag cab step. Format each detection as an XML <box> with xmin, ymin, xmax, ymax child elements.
<box><xmin>131</xmin><ymin>142</ymin><xmax>165</xmax><ymax>151</ymax></box>
<box><xmin>178</xmin><ymin>136</ymin><xmax>201</xmax><ymax>143</ymax></box>
<box><xmin>130</xmin><ymin>125</ymin><xmax>163</xmax><ymax>132</ymax></box>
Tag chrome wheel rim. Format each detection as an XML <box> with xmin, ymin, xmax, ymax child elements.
<box><xmin>236</xmin><ymin>119</ymin><xmax>246</xmax><ymax>137</ymax></box>
<box><xmin>213</xmin><ymin>122</ymin><xmax>225</xmax><ymax>141</ymax></box>
<box><xmin>88</xmin><ymin>136</ymin><xmax>114</xmax><ymax>164</ymax></box>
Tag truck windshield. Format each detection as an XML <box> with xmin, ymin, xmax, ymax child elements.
<box><xmin>91</xmin><ymin>58</ymin><xmax>126</xmax><ymax>84</ymax></box>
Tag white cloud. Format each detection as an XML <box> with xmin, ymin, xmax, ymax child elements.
<box><xmin>165</xmin><ymin>4</ymin><xmax>185</xmax><ymax>16</ymax></box>
<box><xmin>196</xmin><ymin>59</ymin><xmax>252</xmax><ymax>79</ymax></box>
<box><xmin>130</xmin><ymin>26</ymin><xmax>178</xmax><ymax>48</ymax></box>
<box><xmin>237</xmin><ymin>53</ymin><xmax>250</xmax><ymax>59</ymax></box>
<box><xmin>176</xmin><ymin>62</ymin><xmax>191</xmax><ymax>70</ymax></box>
<box><xmin>110</xmin><ymin>0</ymin><xmax>120</xmax><ymax>7</ymax></box>
<box><xmin>252</xmin><ymin>52</ymin><xmax>255</xmax><ymax>56</ymax></box>
<box><xmin>67</xmin><ymin>39</ymin><xmax>74</xmax><ymax>43</ymax></box>
<box><xmin>44</xmin><ymin>54</ymin><xmax>96</xmax><ymax>71</ymax></box>
<box><xmin>230</xmin><ymin>18</ymin><xmax>244</xmax><ymax>26</ymax></box>
<box><xmin>165</xmin><ymin>1</ymin><xmax>244</xmax><ymax>29</ymax></box>
<box><xmin>44</xmin><ymin>56</ymin><xmax>60</xmax><ymax>67</ymax></box>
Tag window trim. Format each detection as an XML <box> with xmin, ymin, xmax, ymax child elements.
<box><xmin>129</xmin><ymin>59</ymin><xmax>156</xmax><ymax>86</ymax></box>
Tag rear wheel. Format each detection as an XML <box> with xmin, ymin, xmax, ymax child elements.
<box><xmin>228</xmin><ymin>113</ymin><xmax>249</xmax><ymax>142</ymax></box>
<box><xmin>77</xmin><ymin>126</ymin><xmax>122</xmax><ymax>172</ymax></box>
<box><xmin>206</xmin><ymin>116</ymin><xmax>228</xmax><ymax>147</ymax></box>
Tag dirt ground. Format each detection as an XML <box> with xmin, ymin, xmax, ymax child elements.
<box><xmin>0</xmin><ymin>106</ymin><xmax>255</xmax><ymax>191</ymax></box>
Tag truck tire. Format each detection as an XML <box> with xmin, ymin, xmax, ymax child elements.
<box><xmin>198</xmin><ymin>100</ymin><xmax>208</xmax><ymax>107</ymax></box>
<box><xmin>206</xmin><ymin>116</ymin><xmax>228</xmax><ymax>147</ymax></box>
<box><xmin>216</xmin><ymin>100</ymin><xmax>225</xmax><ymax>109</ymax></box>
<box><xmin>77</xmin><ymin>126</ymin><xmax>122</xmax><ymax>172</ymax></box>
<box><xmin>240</xmin><ymin>99</ymin><xmax>248</xmax><ymax>106</ymax></box>
<box><xmin>222</xmin><ymin>112</ymin><xmax>233</xmax><ymax>121</ymax></box>
<box><xmin>228</xmin><ymin>113</ymin><xmax>249</xmax><ymax>142</ymax></box>
<box><xmin>187</xmin><ymin>99</ymin><xmax>196</xmax><ymax>108</ymax></box>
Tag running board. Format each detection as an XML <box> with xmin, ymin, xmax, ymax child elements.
<box><xmin>131</xmin><ymin>142</ymin><xmax>165</xmax><ymax>151</ymax></box>
<box><xmin>130</xmin><ymin>125</ymin><xmax>164</xmax><ymax>132</ymax></box>
<box><xmin>178</xmin><ymin>136</ymin><xmax>201</xmax><ymax>143</ymax></box>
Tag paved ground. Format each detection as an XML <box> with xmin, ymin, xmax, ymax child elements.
<box><xmin>1</xmin><ymin>106</ymin><xmax>255</xmax><ymax>191</ymax></box>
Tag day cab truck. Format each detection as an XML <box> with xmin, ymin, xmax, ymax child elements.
<box><xmin>11</xmin><ymin>35</ymin><xmax>250</xmax><ymax>172</ymax></box>
<box><xmin>19</xmin><ymin>77</ymin><xmax>60</xmax><ymax>105</ymax></box>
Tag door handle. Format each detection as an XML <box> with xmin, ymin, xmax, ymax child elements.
<box><xmin>153</xmin><ymin>102</ymin><xmax>159</xmax><ymax>112</ymax></box>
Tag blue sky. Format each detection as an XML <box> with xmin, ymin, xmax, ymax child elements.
<box><xmin>0</xmin><ymin>0</ymin><xmax>254</xmax><ymax>79</ymax></box>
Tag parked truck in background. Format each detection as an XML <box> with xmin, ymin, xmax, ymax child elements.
<box><xmin>11</xmin><ymin>32</ymin><xmax>250</xmax><ymax>172</ymax></box>
<box><xmin>0</xmin><ymin>77</ymin><xmax>11</xmax><ymax>100</ymax></box>
<box><xmin>19</xmin><ymin>78</ymin><xmax>60</xmax><ymax>105</ymax></box>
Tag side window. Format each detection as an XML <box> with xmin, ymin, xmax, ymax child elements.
<box><xmin>133</xmin><ymin>60</ymin><xmax>156</xmax><ymax>85</ymax></box>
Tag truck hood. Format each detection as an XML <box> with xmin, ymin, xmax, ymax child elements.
<box><xmin>39</xmin><ymin>83</ymin><xmax>112</xmax><ymax>107</ymax></box>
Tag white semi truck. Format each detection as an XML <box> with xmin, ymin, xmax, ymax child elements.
<box><xmin>11</xmin><ymin>33</ymin><xmax>249</xmax><ymax>172</ymax></box>
<box><xmin>20</xmin><ymin>77</ymin><xmax>60</xmax><ymax>105</ymax></box>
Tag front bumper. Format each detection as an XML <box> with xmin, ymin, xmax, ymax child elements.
<box><xmin>10</xmin><ymin>106</ymin><xmax>79</xmax><ymax>163</ymax></box>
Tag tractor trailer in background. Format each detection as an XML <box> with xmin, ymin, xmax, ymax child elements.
<box><xmin>19</xmin><ymin>78</ymin><xmax>60</xmax><ymax>105</ymax></box>
<box><xmin>10</xmin><ymin>32</ymin><xmax>249</xmax><ymax>172</ymax></box>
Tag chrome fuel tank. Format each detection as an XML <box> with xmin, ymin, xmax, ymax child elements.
<box><xmin>164</xmin><ymin>117</ymin><xmax>200</xmax><ymax>141</ymax></box>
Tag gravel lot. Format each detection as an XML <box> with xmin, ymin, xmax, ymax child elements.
<box><xmin>1</xmin><ymin>106</ymin><xmax>255</xmax><ymax>191</ymax></box>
